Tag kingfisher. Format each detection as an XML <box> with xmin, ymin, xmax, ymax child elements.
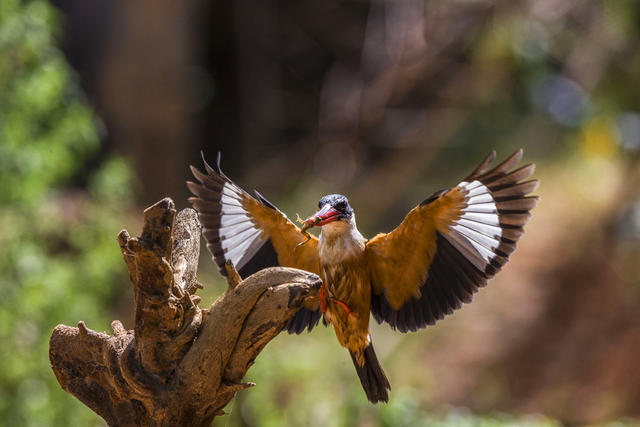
<box><xmin>187</xmin><ymin>149</ymin><xmax>538</xmax><ymax>403</ymax></box>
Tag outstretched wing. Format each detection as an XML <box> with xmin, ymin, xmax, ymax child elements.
<box><xmin>187</xmin><ymin>153</ymin><xmax>322</xmax><ymax>333</ymax></box>
<box><xmin>367</xmin><ymin>149</ymin><xmax>538</xmax><ymax>332</ymax></box>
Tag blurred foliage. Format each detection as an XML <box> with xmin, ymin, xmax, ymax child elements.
<box><xmin>211</xmin><ymin>329</ymin><xmax>562</xmax><ymax>427</ymax></box>
<box><xmin>0</xmin><ymin>0</ymin><xmax>134</xmax><ymax>425</ymax></box>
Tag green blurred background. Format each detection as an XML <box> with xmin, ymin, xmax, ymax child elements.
<box><xmin>1</xmin><ymin>0</ymin><xmax>640</xmax><ymax>425</ymax></box>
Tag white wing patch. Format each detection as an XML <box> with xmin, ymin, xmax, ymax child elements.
<box><xmin>463</xmin><ymin>202</ymin><xmax>497</xmax><ymax>213</ymax></box>
<box><xmin>218</xmin><ymin>182</ymin><xmax>266</xmax><ymax>270</ymax></box>
<box><xmin>466</xmin><ymin>192</ymin><xmax>494</xmax><ymax>204</ymax></box>
<box><xmin>444</xmin><ymin>180</ymin><xmax>502</xmax><ymax>265</ymax></box>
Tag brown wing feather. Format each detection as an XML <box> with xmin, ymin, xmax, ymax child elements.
<box><xmin>367</xmin><ymin>187</ymin><xmax>466</xmax><ymax>309</ymax></box>
<box><xmin>367</xmin><ymin>150</ymin><xmax>538</xmax><ymax>332</ymax></box>
<box><xmin>242</xmin><ymin>196</ymin><xmax>321</xmax><ymax>274</ymax></box>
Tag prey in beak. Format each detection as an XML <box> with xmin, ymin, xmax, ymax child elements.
<box><xmin>297</xmin><ymin>194</ymin><xmax>353</xmax><ymax>247</ymax></box>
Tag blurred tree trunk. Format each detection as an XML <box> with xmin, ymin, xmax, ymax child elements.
<box><xmin>100</xmin><ymin>1</ymin><xmax>201</xmax><ymax>204</ymax></box>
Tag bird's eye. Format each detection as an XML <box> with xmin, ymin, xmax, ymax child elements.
<box><xmin>335</xmin><ymin>201</ymin><xmax>346</xmax><ymax>211</ymax></box>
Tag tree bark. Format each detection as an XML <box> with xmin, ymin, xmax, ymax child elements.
<box><xmin>49</xmin><ymin>198</ymin><xmax>321</xmax><ymax>426</ymax></box>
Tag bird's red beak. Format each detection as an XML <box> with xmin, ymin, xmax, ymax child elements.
<box><xmin>313</xmin><ymin>204</ymin><xmax>342</xmax><ymax>226</ymax></box>
<box><xmin>301</xmin><ymin>204</ymin><xmax>342</xmax><ymax>230</ymax></box>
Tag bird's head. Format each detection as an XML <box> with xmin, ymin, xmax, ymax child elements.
<box><xmin>301</xmin><ymin>194</ymin><xmax>356</xmax><ymax>238</ymax></box>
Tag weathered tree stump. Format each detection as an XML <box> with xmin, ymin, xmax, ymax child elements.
<box><xmin>49</xmin><ymin>198</ymin><xmax>321</xmax><ymax>426</ymax></box>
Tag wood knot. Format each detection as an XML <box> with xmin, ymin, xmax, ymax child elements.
<box><xmin>77</xmin><ymin>321</ymin><xmax>88</xmax><ymax>337</ymax></box>
<box><xmin>111</xmin><ymin>320</ymin><xmax>127</xmax><ymax>337</ymax></box>
<box><xmin>224</xmin><ymin>260</ymin><xmax>242</xmax><ymax>288</ymax></box>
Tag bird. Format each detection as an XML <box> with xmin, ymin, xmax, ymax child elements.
<box><xmin>187</xmin><ymin>149</ymin><xmax>538</xmax><ymax>403</ymax></box>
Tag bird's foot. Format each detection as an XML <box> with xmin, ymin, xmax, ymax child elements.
<box><xmin>319</xmin><ymin>282</ymin><xmax>327</xmax><ymax>313</ymax></box>
<box><xmin>331</xmin><ymin>298</ymin><xmax>353</xmax><ymax>322</ymax></box>
<box><xmin>318</xmin><ymin>282</ymin><xmax>353</xmax><ymax>321</ymax></box>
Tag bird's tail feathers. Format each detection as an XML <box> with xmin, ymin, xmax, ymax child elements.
<box><xmin>350</xmin><ymin>342</ymin><xmax>390</xmax><ymax>403</ymax></box>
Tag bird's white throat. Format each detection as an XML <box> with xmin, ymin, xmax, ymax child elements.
<box><xmin>318</xmin><ymin>218</ymin><xmax>365</xmax><ymax>265</ymax></box>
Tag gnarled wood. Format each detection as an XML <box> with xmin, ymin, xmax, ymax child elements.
<box><xmin>49</xmin><ymin>198</ymin><xmax>321</xmax><ymax>426</ymax></box>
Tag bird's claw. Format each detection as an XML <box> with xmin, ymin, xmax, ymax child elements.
<box><xmin>332</xmin><ymin>299</ymin><xmax>353</xmax><ymax>322</ymax></box>
<box><xmin>318</xmin><ymin>282</ymin><xmax>352</xmax><ymax>322</ymax></box>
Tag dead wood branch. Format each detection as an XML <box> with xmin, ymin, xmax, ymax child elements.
<box><xmin>49</xmin><ymin>198</ymin><xmax>321</xmax><ymax>426</ymax></box>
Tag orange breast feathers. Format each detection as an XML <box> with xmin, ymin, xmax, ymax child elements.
<box><xmin>321</xmin><ymin>256</ymin><xmax>372</xmax><ymax>355</ymax></box>
<box><xmin>366</xmin><ymin>187</ymin><xmax>466</xmax><ymax>310</ymax></box>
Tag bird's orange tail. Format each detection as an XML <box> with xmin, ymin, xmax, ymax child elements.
<box><xmin>350</xmin><ymin>342</ymin><xmax>391</xmax><ymax>403</ymax></box>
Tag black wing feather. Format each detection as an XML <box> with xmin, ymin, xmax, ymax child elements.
<box><xmin>284</xmin><ymin>307</ymin><xmax>322</xmax><ymax>334</ymax></box>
